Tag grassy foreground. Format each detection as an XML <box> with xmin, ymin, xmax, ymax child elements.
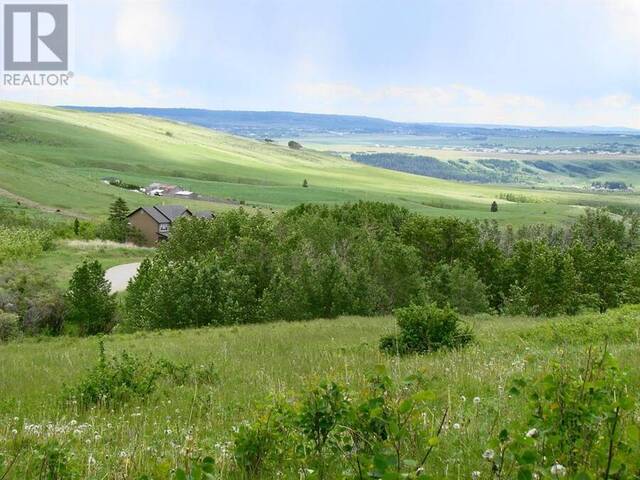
<box><xmin>0</xmin><ymin>307</ymin><xmax>639</xmax><ymax>478</ymax></box>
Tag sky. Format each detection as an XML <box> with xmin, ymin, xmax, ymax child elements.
<box><xmin>2</xmin><ymin>0</ymin><xmax>640</xmax><ymax>128</ymax></box>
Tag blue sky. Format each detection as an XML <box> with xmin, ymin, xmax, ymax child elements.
<box><xmin>3</xmin><ymin>0</ymin><xmax>640</xmax><ymax>127</ymax></box>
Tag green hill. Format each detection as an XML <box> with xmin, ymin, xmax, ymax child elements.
<box><xmin>0</xmin><ymin>101</ymin><xmax>637</xmax><ymax>224</ymax></box>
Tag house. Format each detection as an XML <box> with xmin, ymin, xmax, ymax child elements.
<box><xmin>128</xmin><ymin>205</ymin><xmax>215</xmax><ymax>246</ymax></box>
<box><xmin>127</xmin><ymin>205</ymin><xmax>191</xmax><ymax>245</ymax></box>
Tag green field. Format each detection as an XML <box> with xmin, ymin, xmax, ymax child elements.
<box><xmin>1</xmin><ymin>101</ymin><xmax>638</xmax><ymax>226</ymax></box>
<box><xmin>288</xmin><ymin>134</ymin><xmax>640</xmax><ymax>187</ymax></box>
<box><xmin>0</xmin><ymin>307</ymin><xmax>638</xmax><ymax>478</ymax></box>
<box><xmin>30</xmin><ymin>240</ymin><xmax>152</xmax><ymax>289</ymax></box>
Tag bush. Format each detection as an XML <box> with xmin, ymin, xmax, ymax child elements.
<box><xmin>65</xmin><ymin>260</ymin><xmax>116</xmax><ymax>335</ymax></box>
<box><xmin>64</xmin><ymin>341</ymin><xmax>219</xmax><ymax>409</ymax></box>
<box><xmin>63</xmin><ymin>340</ymin><xmax>163</xmax><ymax>409</ymax></box>
<box><xmin>0</xmin><ymin>311</ymin><xmax>19</xmax><ymax>342</ymax></box>
<box><xmin>493</xmin><ymin>349</ymin><xmax>638</xmax><ymax>478</ymax></box>
<box><xmin>21</xmin><ymin>293</ymin><xmax>66</xmax><ymax>335</ymax></box>
<box><xmin>0</xmin><ymin>225</ymin><xmax>52</xmax><ymax>264</ymax></box>
<box><xmin>380</xmin><ymin>303</ymin><xmax>473</xmax><ymax>355</ymax></box>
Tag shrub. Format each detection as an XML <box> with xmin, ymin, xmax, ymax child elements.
<box><xmin>0</xmin><ymin>311</ymin><xmax>19</xmax><ymax>342</ymax></box>
<box><xmin>21</xmin><ymin>293</ymin><xmax>66</xmax><ymax>335</ymax></box>
<box><xmin>63</xmin><ymin>340</ymin><xmax>163</xmax><ymax>409</ymax></box>
<box><xmin>64</xmin><ymin>341</ymin><xmax>219</xmax><ymax>409</ymax></box>
<box><xmin>380</xmin><ymin>303</ymin><xmax>473</xmax><ymax>355</ymax></box>
<box><xmin>492</xmin><ymin>348</ymin><xmax>639</xmax><ymax>479</ymax></box>
<box><xmin>223</xmin><ymin>367</ymin><xmax>447</xmax><ymax>479</ymax></box>
<box><xmin>65</xmin><ymin>260</ymin><xmax>116</xmax><ymax>335</ymax></box>
<box><xmin>0</xmin><ymin>226</ymin><xmax>52</xmax><ymax>263</ymax></box>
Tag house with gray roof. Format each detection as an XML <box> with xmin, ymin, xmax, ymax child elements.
<box><xmin>127</xmin><ymin>205</ymin><xmax>214</xmax><ymax>245</ymax></box>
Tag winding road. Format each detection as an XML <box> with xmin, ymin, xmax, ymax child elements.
<box><xmin>105</xmin><ymin>262</ymin><xmax>141</xmax><ymax>293</ymax></box>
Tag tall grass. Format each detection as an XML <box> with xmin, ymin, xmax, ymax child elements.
<box><xmin>0</xmin><ymin>308</ymin><xmax>638</xmax><ymax>477</ymax></box>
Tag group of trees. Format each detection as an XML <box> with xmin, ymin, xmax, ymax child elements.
<box><xmin>0</xmin><ymin>258</ymin><xmax>116</xmax><ymax>340</ymax></box>
<box><xmin>96</xmin><ymin>198</ymin><xmax>144</xmax><ymax>244</ymax></box>
<box><xmin>123</xmin><ymin>202</ymin><xmax>640</xmax><ymax>331</ymax></box>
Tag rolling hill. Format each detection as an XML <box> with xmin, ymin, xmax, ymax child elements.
<box><xmin>0</xmin><ymin>101</ymin><xmax>638</xmax><ymax>224</ymax></box>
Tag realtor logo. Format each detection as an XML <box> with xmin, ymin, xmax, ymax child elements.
<box><xmin>3</xmin><ymin>3</ymin><xmax>68</xmax><ymax>71</ymax></box>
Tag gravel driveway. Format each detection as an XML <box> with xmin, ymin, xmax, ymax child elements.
<box><xmin>105</xmin><ymin>262</ymin><xmax>141</xmax><ymax>293</ymax></box>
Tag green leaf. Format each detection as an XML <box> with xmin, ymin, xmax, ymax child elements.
<box><xmin>517</xmin><ymin>468</ymin><xmax>532</xmax><ymax>480</ymax></box>
<box><xmin>574</xmin><ymin>472</ymin><xmax>592</xmax><ymax>480</ymax></box>
<box><xmin>519</xmin><ymin>449</ymin><xmax>537</xmax><ymax>464</ymax></box>
<box><xmin>399</xmin><ymin>399</ymin><xmax>414</xmax><ymax>413</ymax></box>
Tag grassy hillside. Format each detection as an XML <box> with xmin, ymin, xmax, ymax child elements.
<box><xmin>0</xmin><ymin>308</ymin><xmax>638</xmax><ymax>478</ymax></box>
<box><xmin>0</xmin><ymin>101</ymin><xmax>638</xmax><ymax>224</ymax></box>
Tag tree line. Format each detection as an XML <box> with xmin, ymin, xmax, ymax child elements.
<box><xmin>121</xmin><ymin>202</ymin><xmax>640</xmax><ymax>331</ymax></box>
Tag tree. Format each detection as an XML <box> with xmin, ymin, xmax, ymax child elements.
<box><xmin>491</xmin><ymin>201</ymin><xmax>498</xmax><ymax>213</ymax></box>
<box><xmin>302</xmin><ymin>179</ymin><xmax>309</xmax><ymax>188</ymax></box>
<box><xmin>108</xmin><ymin>197</ymin><xmax>130</xmax><ymax>242</ymax></box>
<box><xmin>288</xmin><ymin>140</ymin><xmax>302</xmax><ymax>150</ymax></box>
<box><xmin>73</xmin><ymin>218</ymin><xmax>80</xmax><ymax>236</ymax></box>
<box><xmin>65</xmin><ymin>260</ymin><xmax>116</xmax><ymax>335</ymax></box>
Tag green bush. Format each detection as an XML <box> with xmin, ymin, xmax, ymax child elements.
<box><xmin>65</xmin><ymin>260</ymin><xmax>116</xmax><ymax>335</ymax></box>
<box><xmin>64</xmin><ymin>341</ymin><xmax>219</xmax><ymax>409</ymax></box>
<box><xmin>0</xmin><ymin>225</ymin><xmax>52</xmax><ymax>264</ymax></box>
<box><xmin>491</xmin><ymin>349</ymin><xmax>639</xmax><ymax>479</ymax></box>
<box><xmin>63</xmin><ymin>340</ymin><xmax>163</xmax><ymax>409</ymax></box>
<box><xmin>0</xmin><ymin>311</ymin><xmax>19</xmax><ymax>342</ymax></box>
<box><xmin>380</xmin><ymin>303</ymin><xmax>473</xmax><ymax>355</ymax></box>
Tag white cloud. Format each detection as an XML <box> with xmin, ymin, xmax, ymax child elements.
<box><xmin>0</xmin><ymin>74</ymin><xmax>203</xmax><ymax>107</ymax></box>
<box><xmin>602</xmin><ymin>0</ymin><xmax>640</xmax><ymax>52</ymax></box>
<box><xmin>114</xmin><ymin>0</ymin><xmax>178</xmax><ymax>60</ymax></box>
<box><xmin>292</xmin><ymin>81</ymin><xmax>640</xmax><ymax>128</ymax></box>
<box><xmin>293</xmin><ymin>81</ymin><xmax>549</xmax><ymax>125</ymax></box>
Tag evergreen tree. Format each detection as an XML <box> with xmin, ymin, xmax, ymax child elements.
<box><xmin>108</xmin><ymin>197</ymin><xmax>130</xmax><ymax>242</ymax></box>
<box><xmin>73</xmin><ymin>218</ymin><xmax>80</xmax><ymax>236</ymax></box>
<box><xmin>65</xmin><ymin>260</ymin><xmax>116</xmax><ymax>335</ymax></box>
<box><xmin>490</xmin><ymin>201</ymin><xmax>498</xmax><ymax>213</ymax></box>
<box><xmin>303</xmin><ymin>179</ymin><xmax>309</xmax><ymax>188</ymax></box>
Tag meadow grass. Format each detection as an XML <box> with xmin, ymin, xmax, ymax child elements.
<box><xmin>0</xmin><ymin>307</ymin><xmax>638</xmax><ymax>478</ymax></box>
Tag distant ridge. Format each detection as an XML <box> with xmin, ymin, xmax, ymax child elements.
<box><xmin>61</xmin><ymin>106</ymin><xmax>640</xmax><ymax>138</ymax></box>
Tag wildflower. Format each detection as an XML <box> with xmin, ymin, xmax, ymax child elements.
<box><xmin>453</xmin><ymin>423</ymin><xmax>461</xmax><ymax>430</ymax></box>
<box><xmin>460</xmin><ymin>395</ymin><xmax>467</xmax><ymax>402</ymax></box>
<box><xmin>11</xmin><ymin>429</ymin><xmax>17</xmax><ymax>435</ymax></box>
<box><xmin>473</xmin><ymin>397</ymin><xmax>481</xmax><ymax>405</ymax></box>
<box><xmin>119</xmin><ymin>451</ymin><xmax>129</xmax><ymax>458</ymax></box>
<box><xmin>550</xmin><ymin>463</ymin><xmax>566</xmax><ymax>477</ymax></box>
<box><xmin>526</xmin><ymin>428</ymin><xmax>539</xmax><ymax>438</ymax></box>
<box><xmin>472</xmin><ymin>471</ymin><xmax>481</xmax><ymax>480</ymax></box>
<box><xmin>482</xmin><ymin>449</ymin><xmax>495</xmax><ymax>461</ymax></box>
